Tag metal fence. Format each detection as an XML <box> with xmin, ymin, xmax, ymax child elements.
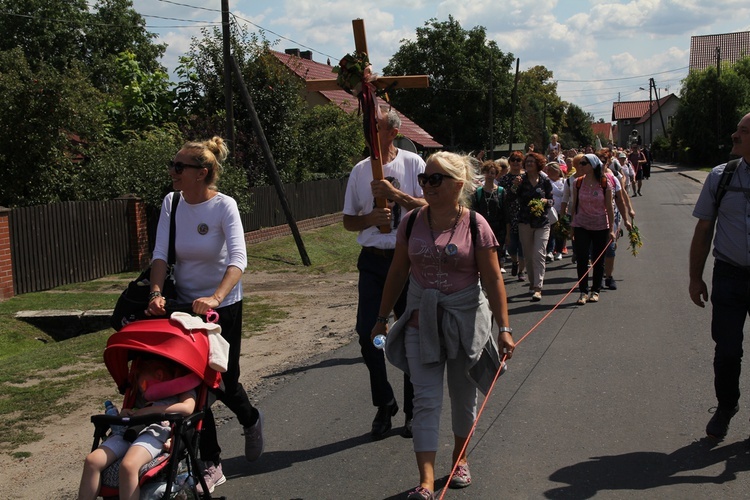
<box><xmin>8</xmin><ymin>178</ymin><xmax>348</xmax><ymax>294</ymax></box>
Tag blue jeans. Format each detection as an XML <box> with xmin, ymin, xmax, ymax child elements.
<box><xmin>711</xmin><ymin>260</ymin><xmax>750</xmax><ymax>410</ymax></box>
<box><xmin>356</xmin><ymin>249</ymin><xmax>413</xmax><ymax>416</ymax></box>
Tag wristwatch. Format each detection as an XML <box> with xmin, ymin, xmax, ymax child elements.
<box><xmin>498</xmin><ymin>326</ymin><xmax>513</xmax><ymax>334</ymax></box>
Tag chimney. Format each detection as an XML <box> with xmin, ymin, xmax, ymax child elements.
<box><xmin>300</xmin><ymin>50</ymin><xmax>313</xmax><ymax>60</ymax></box>
<box><xmin>285</xmin><ymin>48</ymin><xmax>301</xmax><ymax>58</ymax></box>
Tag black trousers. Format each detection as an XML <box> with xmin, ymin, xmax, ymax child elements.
<box><xmin>356</xmin><ymin>248</ymin><xmax>414</xmax><ymax>417</ymax></box>
<box><xmin>711</xmin><ymin>260</ymin><xmax>750</xmax><ymax>410</ymax></box>
<box><xmin>572</xmin><ymin>227</ymin><xmax>609</xmax><ymax>294</ymax></box>
<box><xmin>200</xmin><ymin>300</ymin><xmax>258</xmax><ymax>464</ymax></box>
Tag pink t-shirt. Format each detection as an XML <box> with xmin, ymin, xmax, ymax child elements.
<box><xmin>397</xmin><ymin>208</ymin><xmax>499</xmax><ymax>294</ymax></box>
<box><xmin>571</xmin><ymin>179</ymin><xmax>611</xmax><ymax>231</ymax></box>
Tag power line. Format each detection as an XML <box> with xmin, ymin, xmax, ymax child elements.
<box><xmin>0</xmin><ymin>9</ymin><xmax>219</xmax><ymax>28</ymax></box>
<box><xmin>229</xmin><ymin>12</ymin><xmax>337</xmax><ymax>61</ymax></box>
<box><xmin>156</xmin><ymin>0</ymin><xmax>221</xmax><ymax>13</ymax></box>
<box><xmin>555</xmin><ymin>66</ymin><xmax>688</xmax><ymax>83</ymax></box>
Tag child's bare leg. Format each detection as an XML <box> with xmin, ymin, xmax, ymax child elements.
<box><xmin>78</xmin><ymin>446</ymin><xmax>117</xmax><ymax>500</ymax></box>
<box><xmin>119</xmin><ymin>446</ymin><xmax>153</xmax><ymax>500</ymax></box>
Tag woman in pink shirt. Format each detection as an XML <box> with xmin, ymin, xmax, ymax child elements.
<box><xmin>372</xmin><ymin>152</ymin><xmax>515</xmax><ymax>500</ymax></box>
<box><xmin>570</xmin><ymin>153</ymin><xmax>616</xmax><ymax>305</ymax></box>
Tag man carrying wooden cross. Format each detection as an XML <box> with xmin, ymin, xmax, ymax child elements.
<box><xmin>309</xmin><ymin>19</ymin><xmax>430</xmax><ymax>440</ymax></box>
<box><xmin>343</xmin><ymin>106</ymin><xmax>427</xmax><ymax>439</ymax></box>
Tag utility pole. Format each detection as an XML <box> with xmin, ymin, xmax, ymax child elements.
<box><xmin>648</xmin><ymin>78</ymin><xmax>653</xmax><ymax>145</ymax></box>
<box><xmin>221</xmin><ymin>0</ymin><xmax>235</xmax><ymax>156</ymax></box>
<box><xmin>508</xmin><ymin>58</ymin><xmax>520</xmax><ymax>155</ymax></box>
<box><xmin>488</xmin><ymin>51</ymin><xmax>494</xmax><ymax>159</ymax></box>
<box><xmin>716</xmin><ymin>46</ymin><xmax>722</xmax><ymax>150</ymax></box>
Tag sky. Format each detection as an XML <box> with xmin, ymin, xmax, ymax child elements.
<box><xmin>131</xmin><ymin>0</ymin><xmax>750</xmax><ymax>123</ymax></box>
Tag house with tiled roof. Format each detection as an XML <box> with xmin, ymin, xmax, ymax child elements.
<box><xmin>270</xmin><ymin>49</ymin><xmax>442</xmax><ymax>150</ymax></box>
<box><xmin>611</xmin><ymin>94</ymin><xmax>679</xmax><ymax>146</ymax></box>
<box><xmin>690</xmin><ymin>31</ymin><xmax>750</xmax><ymax>72</ymax></box>
<box><xmin>591</xmin><ymin>122</ymin><xmax>614</xmax><ymax>145</ymax></box>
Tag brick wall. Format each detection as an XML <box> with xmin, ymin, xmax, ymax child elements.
<box><xmin>244</xmin><ymin>213</ymin><xmax>342</xmax><ymax>245</ymax></box>
<box><xmin>0</xmin><ymin>207</ymin><xmax>14</xmax><ymax>299</ymax></box>
<box><xmin>117</xmin><ymin>195</ymin><xmax>151</xmax><ymax>271</ymax></box>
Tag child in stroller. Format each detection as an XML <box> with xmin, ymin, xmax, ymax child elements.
<box><xmin>78</xmin><ymin>353</ymin><xmax>197</xmax><ymax>500</ymax></box>
<box><xmin>78</xmin><ymin>316</ymin><xmax>224</xmax><ymax>499</ymax></box>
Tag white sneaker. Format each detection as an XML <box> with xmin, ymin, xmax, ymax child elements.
<box><xmin>545</xmin><ymin>252</ymin><xmax>553</xmax><ymax>262</ymax></box>
<box><xmin>500</xmin><ymin>267</ymin><xmax>507</xmax><ymax>273</ymax></box>
<box><xmin>554</xmin><ymin>253</ymin><xmax>563</xmax><ymax>261</ymax></box>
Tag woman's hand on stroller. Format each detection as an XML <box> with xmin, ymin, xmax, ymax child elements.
<box><xmin>192</xmin><ymin>295</ymin><xmax>221</xmax><ymax>315</ymax></box>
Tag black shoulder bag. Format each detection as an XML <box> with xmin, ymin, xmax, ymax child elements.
<box><xmin>110</xmin><ymin>192</ymin><xmax>181</xmax><ymax>330</ymax></box>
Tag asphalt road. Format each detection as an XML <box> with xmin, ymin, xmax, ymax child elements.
<box><xmin>213</xmin><ymin>164</ymin><xmax>750</xmax><ymax>499</ymax></box>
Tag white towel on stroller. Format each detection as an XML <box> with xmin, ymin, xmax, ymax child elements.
<box><xmin>170</xmin><ymin>312</ymin><xmax>229</xmax><ymax>373</ymax></box>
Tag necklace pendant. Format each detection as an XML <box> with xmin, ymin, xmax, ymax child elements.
<box><xmin>445</xmin><ymin>243</ymin><xmax>458</xmax><ymax>256</ymax></box>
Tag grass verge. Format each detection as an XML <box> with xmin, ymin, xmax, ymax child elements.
<box><xmin>0</xmin><ymin>221</ymin><xmax>359</xmax><ymax>453</ymax></box>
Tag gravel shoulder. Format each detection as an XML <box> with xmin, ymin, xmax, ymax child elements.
<box><xmin>0</xmin><ymin>270</ymin><xmax>359</xmax><ymax>499</ymax></box>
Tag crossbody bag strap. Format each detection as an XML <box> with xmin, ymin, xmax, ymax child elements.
<box><xmin>168</xmin><ymin>192</ymin><xmax>180</xmax><ymax>266</ymax></box>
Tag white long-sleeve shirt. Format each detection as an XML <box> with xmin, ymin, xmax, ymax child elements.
<box><xmin>152</xmin><ymin>192</ymin><xmax>247</xmax><ymax>306</ymax></box>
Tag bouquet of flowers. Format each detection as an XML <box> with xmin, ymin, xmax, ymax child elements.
<box><xmin>528</xmin><ymin>198</ymin><xmax>546</xmax><ymax>218</ymax></box>
<box><xmin>553</xmin><ymin>216</ymin><xmax>571</xmax><ymax>241</ymax></box>
<box><xmin>333</xmin><ymin>52</ymin><xmax>371</xmax><ymax>95</ymax></box>
<box><xmin>628</xmin><ymin>225</ymin><xmax>643</xmax><ymax>256</ymax></box>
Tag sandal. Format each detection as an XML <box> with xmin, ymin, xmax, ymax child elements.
<box><xmin>449</xmin><ymin>463</ymin><xmax>472</xmax><ymax>489</ymax></box>
<box><xmin>576</xmin><ymin>293</ymin><xmax>587</xmax><ymax>305</ymax></box>
<box><xmin>589</xmin><ymin>291</ymin><xmax>600</xmax><ymax>303</ymax></box>
<box><xmin>407</xmin><ymin>486</ymin><xmax>435</xmax><ymax>499</ymax></box>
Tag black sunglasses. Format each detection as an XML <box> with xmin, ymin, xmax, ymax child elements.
<box><xmin>417</xmin><ymin>172</ymin><xmax>455</xmax><ymax>187</ymax></box>
<box><xmin>168</xmin><ymin>161</ymin><xmax>204</xmax><ymax>174</ymax></box>
<box><xmin>509</xmin><ymin>158</ymin><xmax>522</xmax><ymax>162</ymax></box>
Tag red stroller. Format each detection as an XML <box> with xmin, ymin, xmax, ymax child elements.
<box><xmin>89</xmin><ymin>318</ymin><xmax>223</xmax><ymax>499</ymax></box>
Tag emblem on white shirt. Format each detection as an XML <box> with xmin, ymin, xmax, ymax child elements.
<box><xmin>197</xmin><ymin>223</ymin><xmax>209</xmax><ymax>235</ymax></box>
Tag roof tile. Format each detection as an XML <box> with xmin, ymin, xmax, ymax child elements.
<box><xmin>271</xmin><ymin>50</ymin><xmax>442</xmax><ymax>148</ymax></box>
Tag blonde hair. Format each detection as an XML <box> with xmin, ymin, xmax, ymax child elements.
<box><xmin>180</xmin><ymin>136</ymin><xmax>229</xmax><ymax>188</ymax></box>
<box><xmin>426</xmin><ymin>151</ymin><xmax>476</xmax><ymax>207</ymax></box>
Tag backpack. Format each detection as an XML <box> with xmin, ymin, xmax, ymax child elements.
<box><xmin>574</xmin><ymin>175</ymin><xmax>608</xmax><ymax>214</ymax></box>
<box><xmin>714</xmin><ymin>158</ymin><xmax>744</xmax><ymax>209</ymax></box>
<box><xmin>474</xmin><ymin>185</ymin><xmax>504</xmax><ymax>209</ymax></box>
<box><xmin>405</xmin><ymin>206</ymin><xmax>478</xmax><ymax>247</ymax></box>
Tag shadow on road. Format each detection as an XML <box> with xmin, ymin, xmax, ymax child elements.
<box><xmin>544</xmin><ymin>438</ymin><xmax>750</xmax><ymax>498</ymax></box>
<box><xmin>262</xmin><ymin>356</ymin><xmax>362</xmax><ymax>379</ymax></box>
<box><xmin>221</xmin><ymin>431</ymin><xmax>389</xmax><ymax>479</ymax></box>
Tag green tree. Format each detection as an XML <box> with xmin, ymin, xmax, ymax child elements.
<box><xmin>384</xmin><ymin>16</ymin><xmax>515</xmax><ymax>152</ymax></box>
<box><xmin>176</xmin><ymin>23</ymin><xmax>306</xmax><ymax>185</ymax></box>
<box><xmin>105</xmin><ymin>51</ymin><xmax>174</xmax><ymax>137</ymax></box>
<box><xmin>0</xmin><ymin>0</ymin><xmax>165</xmax><ymax>92</ymax></box>
<box><xmin>516</xmin><ymin>65</ymin><xmax>566</xmax><ymax>150</ymax></box>
<box><xmin>0</xmin><ymin>0</ymin><xmax>88</xmax><ymax>72</ymax></box>
<box><xmin>80</xmin><ymin>127</ymin><xmax>250</xmax><ymax>211</ymax></box>
<box><xmin>560</xmin><ymin>104</ymin><xmax>595</xmax><ymax>149</ymax></box>
<box><xmin>84</xmin><ymin>0</ymin><xmax>167</xmax><ymax>91</ymax></box>
<box><xmin>0</xmin><ymin>48</ymin><xmax>107</xmax><ymax>207</ymax></box>
<box><xmin>298</xmin><ymin>104</ymin><xmax>365</xmax><ymax>179</ymax></box>
<box><xmin>672</xmin><ymin>57</ymin><xmax>750</xmax><ymax>164</ymax></box>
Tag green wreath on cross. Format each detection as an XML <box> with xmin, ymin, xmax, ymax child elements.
<box><xmin>332</xmin><ymin>51</ymin><xmax>371</xmax><ymax>95</ymax></box>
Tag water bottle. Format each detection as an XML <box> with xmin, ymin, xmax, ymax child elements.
<box><xmin>373</xmin><ymin>334</ymin><xmax>387</xmax><ymax>350</ymax></box>
<box><xmin>104</xmin><ymin>400</ymin><xmax>126</xmax><ymax>436</ymax></box>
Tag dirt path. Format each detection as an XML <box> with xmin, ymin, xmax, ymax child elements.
<box><xmin>0</xmin><ymin>271</ymin><xmax>359</xmax><ymax>499</ymax></box>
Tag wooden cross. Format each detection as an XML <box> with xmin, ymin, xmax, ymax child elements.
<box><xmin>306</xmin><ymin>19</ymin><xmax>429</xmax><ymax>233</ymax></box>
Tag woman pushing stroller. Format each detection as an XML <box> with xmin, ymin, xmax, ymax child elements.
<box><xmin>78</xmin><ymin>354</ymin><xmax>197</xmax><ymax>500</ymax></box>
